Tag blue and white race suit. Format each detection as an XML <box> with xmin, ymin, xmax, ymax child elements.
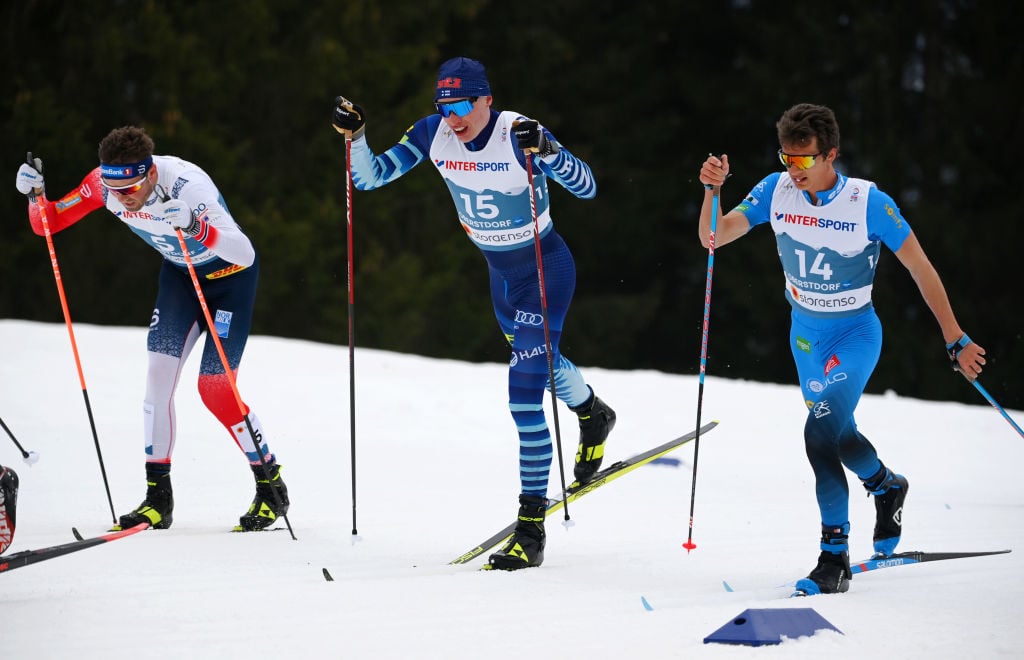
<box><xmin>348</xmin><ymin>110</ymin><xmax>597</xmax><ymax>496</ymax></box>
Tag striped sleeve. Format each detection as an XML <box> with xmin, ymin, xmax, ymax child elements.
<box><xmin>348</xmin><ymin>118</ymin><xmax>432</xmax><ymax>191</ymax></box>
<box><xmin>535</xmin><ymin>140</ymin><xmax>596</xmax><ymax>199</ymax></box>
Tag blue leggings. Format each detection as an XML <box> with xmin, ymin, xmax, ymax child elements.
<box><xmin>489</xmin><ymin>235</ymin><xmax>589</xmax><ymax>497</ymax></box>
<box><xmin>148</xmin><ymin>257</ymin><xmax>258</xmax><ymax>374</ymax></box>
<box><xmin>790</xmin><ymin>309</ymin><xmax>885</xmax><ymax>527</ymax></box>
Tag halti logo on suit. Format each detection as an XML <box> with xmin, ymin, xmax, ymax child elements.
<box><xmin>509</xmin><ymin>344</ymin><xmax>547</xmax><ymax>367</ymax></box>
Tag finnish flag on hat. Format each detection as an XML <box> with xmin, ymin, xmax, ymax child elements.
<box><xmin>435</xmin><ymin>57</ymin><xmax>491</xmax><ymax>101</ymax></box>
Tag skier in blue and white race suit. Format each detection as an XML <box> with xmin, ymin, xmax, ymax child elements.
<box><xmin>698</xmin><ymin>103</ymin><xmax>986</xmax><ymax>595</ymax></box>
<box><xmin>332</xmin><ymin>57</ymin><xmax>616</xmax><ymax>570</ymax></box>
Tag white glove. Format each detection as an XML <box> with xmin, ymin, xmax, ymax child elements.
<box><xmin>16</xmin><ymin>162</ymin><xmax>45</xmax><ymax>196</ymax></box>
<box><xmin>156</xmin><ymin>199</ymin><xmax>201</xmax><ymax>236</ymax></box>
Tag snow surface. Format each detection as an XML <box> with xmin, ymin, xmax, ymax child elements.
<box><xmin>1</xmin><ymin>319</ymin><xmax>1021</xmax><ymax>659</ymax></box>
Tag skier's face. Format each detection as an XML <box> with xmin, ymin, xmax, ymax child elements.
<box><xmin>438</xmin><ymin>96</ymin><xmax>492</xmax><ymax>143</ymax></box>
<box><xmin>779</xmin><ymin>138</ymin><xmax>837</xmax><ymax>194</ymax></box>
<box><xmin>102</xmin><ymin>170</ymin><xmax>155</xmax><ymax>212</ymax></box>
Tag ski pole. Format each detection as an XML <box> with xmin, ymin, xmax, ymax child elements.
<box><xmin>1</xmin><ymin>415</ymin><xmax>39</xmax><ymax>465</ymax></box>
<box><xmin>525</xmin><ymin>151</ymin><xmax>571</xmax><ymax>522</ymax></box>
<box><xmin>27</xmin><ymin>152</ymin><xmax>117</xmax><ymax>523</ymax></box>
<box><xmin>969</xmin><ymin>379</ymin><xmax>1024</xmax><ymax>440</ymax></box>
<box><xmin>336</xmin><ymin>96</ymin><xmax>361</xmax><ymax>540</ymax></box>
<box><xmin>157</xmin><ymin>186</ymin><xmax>296</xmax><ymax>540</ymax></box>
<box><xmin>683</xmin><ymin>182</ymin><xmax>721</xmax><ymax>553</ymax></box>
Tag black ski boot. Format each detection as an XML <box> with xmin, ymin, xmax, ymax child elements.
<box><xmin>864</xmin><ymin>465</ymin><xmax>909</xmax><ymax>557</ymax></box>
<box><xmin>117</xmin><ymin>463</ymin><xmax>174</xmax><ymax>530</ymax></box>
<box><xmin>794</xmin><ymin>523</ymin><xmax>851</xmax><ymax>595</ymax></box>
<box><xmin>0</xmin><ymin>465</ymin><xmax>19</xmax><ymax>555</ymax></box>
<box><xmin>487</xmin><ymin>494</ymin><xmax>547</xmax><ymax>570</ymax></box>
<box><xmin>236</xmin><ymin>462</ymin><xmax>289</xmax><ymax>531</ymax></box>
<box><xmin>570</xmin><ymin>388</ymin><xmax>617</xmax><ymax>486</ymax></box>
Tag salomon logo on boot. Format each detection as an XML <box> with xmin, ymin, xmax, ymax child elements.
<box><xmin>793</xmin><ymin>523</ymin><xmax>852</xmax><ymax>596</ymax></box>
<box><xmin>795</xmin><ymin>550</ymin><xmax>852</xmax><ymax>596</ymax></box>
<box><xmin>864</xmin><ymin>467</ymin><xmax>909</xmax><ymax>557</ymax></box>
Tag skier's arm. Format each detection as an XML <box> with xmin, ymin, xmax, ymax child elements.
<box><xmin>893</xmin><ymin>231</ymin><xmax>986</xmax><ymax>378</ymax></box>
<box><xmin>166</xmin><ymin>176</ymin><xmax>255</xmax><ymax>268</ymax></box>
<box><xmin>513</xmin><ymin>120</ymin><xmax>596</xmax><ymax>199</ymax></box>
<box><xmin>25</xmin><ymin>168</ymin><xmax>106</xmax><ymax>236</ymax></box>
<box><xmin>332</xmin><ymin>99</ymin><xmax>432</xmax><ymax>191</ymax></box>
<box><xmin>697</xmin><ymin>154</ymin><xmax>753</xmax><ymax>248</ymax></box>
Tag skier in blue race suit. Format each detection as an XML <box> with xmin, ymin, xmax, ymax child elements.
<box><xmin>331</xmin><ymin>57</ymin><xmax>616</xmax><ymax>570</ymax></box>
<box><xmin>697</xmin><ymin>103</ymin><xmax>986</xmax><ymax>595</ymax></box>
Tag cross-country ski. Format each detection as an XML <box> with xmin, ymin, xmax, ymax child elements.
<box><xmin>0</xmin><ymin>523</ymin><xmax>148</xmax><ymax>574</ymax></box>
<box><xmin>791</xmin><ymin>549</ymin><xmax>1012</xmax><ymax>596</ymax></box>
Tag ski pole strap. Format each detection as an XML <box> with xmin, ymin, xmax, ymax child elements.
<box><xmin>946</xmin><ymin>333</ymin><xmax>972</xmax><ymax>371</ymax></box>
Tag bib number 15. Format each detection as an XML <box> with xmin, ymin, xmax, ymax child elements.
<box><xmin>458</xmin><ymin>193</ymin><xmax>499</xmax><ymax>220</ymax></box>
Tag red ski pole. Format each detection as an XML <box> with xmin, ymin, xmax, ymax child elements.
<box><xmin>27</xmin><ymin>153</ymin><xmax>116</xmax><ymax>523</ymax></box>
<box><xmin>156</xmin><ymin>186</ymin><xmax>295</xmax><ymax>540</ymax></box>
<box><xmin>336</xmin><ymin>96</ymin><xmax>361</xmax><ymax>539</ymax></box>
<box><xmin>525</xmin><ymin>151</ymin><xmax>570</xmax><ymax>521</ymax></box>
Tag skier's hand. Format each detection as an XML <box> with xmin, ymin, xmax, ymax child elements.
<box><xmin>700</xmin><ymin>154</ymin><xmax>730</xmax><ymax>189</ymax></box>
<box><xmin>332</xmin><ymin>97</ymin><xmax>366</xmax><ymax>139</ymax></box>
<box><xmin>16</xmin><ymin>160</ymin><xmax>44</xmax><ymax>196</ymax></box>
<box><xmin>157</xmin><ymin>199</ymin><xmax>202</xmax><ymax>237</ymax></box>
<box><xmin>946</xmin><ymin>333</ymin><xmax>986</xmax><ymax>380</ymax></box>
<box><xmin>512</xmin><ymin>119</ymin><xmax>559</xmax><ymax>157</ymax></box>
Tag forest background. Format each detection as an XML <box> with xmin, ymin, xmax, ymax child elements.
<box><xmin>2</xmin><ymin>1</ymin><xmax>1020</xmax><ymax>409</ymax></box>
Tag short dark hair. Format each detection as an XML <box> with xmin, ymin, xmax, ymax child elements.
<box><xmin>776</xmin><ymin>104</ymin><xmax>840</xmax><ymax>155</ymax></box>
<box><xmin>98</xmin><ymin>126</ymin><xmax>155</xmax><ymax>164</ymax></box>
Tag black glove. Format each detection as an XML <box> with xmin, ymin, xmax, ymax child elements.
<box><xmin>512</xmin><ymin>119</ymin><xmax>559</xmax><ymax>157</ymax></box>
<box><xmin>332</xmin><ymin>97</ymin><xmax>366</xmax><ymax>139</ymax></box>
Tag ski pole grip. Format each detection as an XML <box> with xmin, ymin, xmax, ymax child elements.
<box><xmin>26</xmin><ymin>151</ymin><xmax>43</xmax><ymax>201</ymax></box>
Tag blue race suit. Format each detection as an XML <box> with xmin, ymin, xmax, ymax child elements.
<box><xmin>348</xmin><ymin>110</ymin><xmax>597</xmax><ymax>496</ymax></box>
<box><xmin>735</xmin><ymin>171</ymin><xmax>911</xmax><ymax>528</ymax></box>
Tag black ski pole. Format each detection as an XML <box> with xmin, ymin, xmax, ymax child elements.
<box><xmin>1</xmin><ymin>415</ymin><xmax>39</xmax><ymax>464</ymax></box>
<box><xmin>337</xmin><ymin>97</ymin><xmax>361</xmax><ymax>539</ymax></box>
<box><xmin>525</xmin><ymin>151</ymin><xmax>571</xmax><ymax>522</ymax></box>
<box><xmin>683</xmin><ymin>183</ymin><xmax>721</xmax><ymax>553</ymax></box>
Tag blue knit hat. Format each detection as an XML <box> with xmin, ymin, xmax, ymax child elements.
<box><xmin>435</xmin><ymin>57</ymin><xmax>491</xmax><ymax>101</ymax></box>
